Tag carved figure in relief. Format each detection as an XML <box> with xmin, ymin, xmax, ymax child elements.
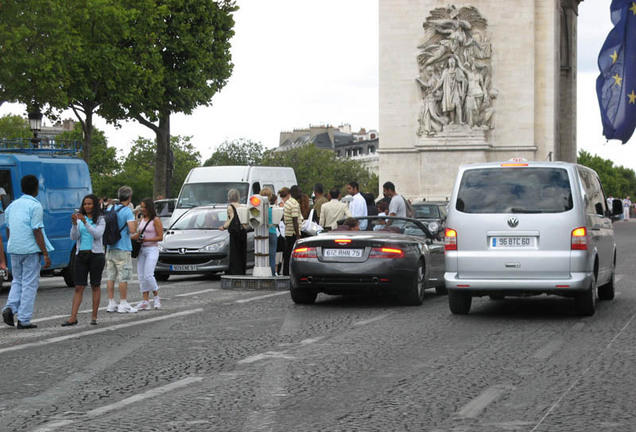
<box><xmin>416</xmin><ymin>66</ymin><xmax>447</xmax><ymax>135</ymax></box>
<box><xmin>456</xmin><ymin>60</ymin><xmax>485</xmax><ymax>127</ymax></box>
<box><xmin>416</xmin><ymin>5</ymin><xmax>496</xmax><ymax>136</ymax></box>
<box><xmin>432</xmin><ymin>57</ymin><xmax>466</xmax><ymax>125</ymax></box>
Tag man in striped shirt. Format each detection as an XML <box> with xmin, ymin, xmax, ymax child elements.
<box><xmin>279</xmin><ymin>186</ymin><xmax>302</xmax><ymax>276</ymax></box>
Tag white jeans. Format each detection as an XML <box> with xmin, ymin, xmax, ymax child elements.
<box><xmin>137</xmin><ymin>246</ymin><xmax>159</xmax><ymax>293</ymax></box>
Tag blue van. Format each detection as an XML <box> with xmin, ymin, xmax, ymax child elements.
<box><xmin>0</xmin><ymin>142</ymin><xmax>91</xmax><ymax>290</ymax></box>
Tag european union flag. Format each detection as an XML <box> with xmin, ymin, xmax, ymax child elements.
<box><xmin>596</xmin><ymin>0</ymin><xmax>636</xmax><ymax>143</ymax></box>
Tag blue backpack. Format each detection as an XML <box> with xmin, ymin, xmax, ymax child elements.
<box><xmin>102</xmin><ymin>205</ymin><xmax>126</xmax><ymax>246</ymax></box>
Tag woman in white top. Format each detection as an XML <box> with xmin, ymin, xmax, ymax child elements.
<box><xmin>62</xmin><ymin>194</ymin><xmax>106</xmax><ymax>326</ymax></box>
<box><xmin>132</xmin><ymin>198</ymin><xmax>164</xmax><ymax>310</ymax></box>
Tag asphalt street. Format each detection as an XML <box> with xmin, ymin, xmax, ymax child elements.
<box><xmin>1</xmin><ymin>222</ymin><xmax>635</xmax><ymax>431</ymax></box>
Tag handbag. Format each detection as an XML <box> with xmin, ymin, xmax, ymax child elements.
<box><xmin>132</xmin><ymin>219</ymin><xmax>151</xmax><ymax>258</ymax></box>
<box><xmin>301</xmin><ymin>209</ymin><xmax>322</xmax><ymax>236</ymax></box>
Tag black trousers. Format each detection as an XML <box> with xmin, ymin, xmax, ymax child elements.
<box><xmin>282</xmin><ymin>235</ymin><xmax>298</xmax><ymax>276</ymax></box>
<box><xmin>228</xmin><ymin>230</ymin><xmax>247</xmax><ymax>275</ymax></box>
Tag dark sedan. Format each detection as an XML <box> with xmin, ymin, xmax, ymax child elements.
<box><xmin>290</xmin><ymin>216</ymin><xmax>446</xmax><ymax>305</ymax></box>
<box><xmin>412</xmin><ymin>201</ymin><xmax>448</xmax><ymax>237</ymax></box>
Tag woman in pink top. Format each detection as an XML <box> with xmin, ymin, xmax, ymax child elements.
<box><xmin>131</xmin><ymin>198</ymin><xmax>164</xmax><ymax>310</ymax></box>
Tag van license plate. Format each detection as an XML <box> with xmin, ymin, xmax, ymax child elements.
<box><xmin>324</xmin><ymin>249</ymin><xmax>363</xmax><ymax>258</ymax></box>
<box><xmin>491</xmin><ymin>237</ymin><xmax>535</xmax><ymax>248</ymax></box>
<box><xmin>171</xmin><ymin>264</ymin><xmax>198</xmax><ymax>271</ymax></box>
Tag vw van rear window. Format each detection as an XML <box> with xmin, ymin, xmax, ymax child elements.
<box><xmin>456</xmin><ymin>168</ymin><xmax>573</xmax><ymax>214</ymax></box>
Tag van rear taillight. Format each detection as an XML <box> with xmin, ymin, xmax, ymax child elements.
<box><xmin>445</xmin><ymin>228</ymin><xmax>457</xmax><ymax>251</ymax></box>
<box><xmin>571</xmin><ymin>227</ymin><xmax>588</xmax><ymax>250</ymax></box>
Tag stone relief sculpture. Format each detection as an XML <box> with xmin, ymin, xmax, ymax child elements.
<box><xmin>416</xmin><ymin>5</ymin><xmax>496</xmax><ymax>137</ymax></box>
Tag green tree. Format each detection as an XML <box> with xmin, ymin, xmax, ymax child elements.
<box><xmin>0</xmin><ymin>1</ymin><xmax>158</xmax><ymax>165</ymax></box>
<box><xmin>118</xmin><ymin>0</ymin><xmax>237</xmax><ymax>199</ymax></box>
<box><xmin>577</xmin><ymin>150</ymin><xmax>636</xmax><ymax>197</ymax></box>
<box><xmin>56</xmin><ymin>124</ymin><xmax>120</xmax><ymax>197</ymax></box>
<box><xmin>0</xmin><ymin>0</ymin><xmax>72</xmax><ymax>111</ymax></box>
<box><xmin>262</xmin><ymin>144</ymin><xmax>379</xmax><ymax>197</ymax></box>
<box><xmin>0</xmin><ymin>115</ymin><xmax>31</xmax><ymax>140</ymax></box>
<box><xmin>114</xmin><ymin>136</ymin><xmax>201</xmax><ymax>202</ymax></box>
<box><xmin>203</xmin><ymin>138</ymin><xmax>265</xmax><ymax>166</ymax></box>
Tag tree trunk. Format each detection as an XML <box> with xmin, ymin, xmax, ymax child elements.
<box><xmin>153</xmin><ymin>113</ymin><xmax>170</xmax><ymax>199</ymax></box>
<box><xmin>82</xmin><ymin>111</ymin><xmax>93</xmax><ymax>164</ymax></box>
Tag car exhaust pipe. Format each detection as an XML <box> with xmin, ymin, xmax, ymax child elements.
<box><xmin>372</xmin><ymin>277</ymin><xmax>379</xmax><ymax>285</ymax></box>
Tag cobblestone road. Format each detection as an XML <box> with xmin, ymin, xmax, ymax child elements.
<box><xmin>1</xmin><ymin>223</ymin><xmax>635</xmax><ymax>431</ymax></box>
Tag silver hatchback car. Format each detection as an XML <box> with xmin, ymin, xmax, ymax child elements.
<box><xmin>444</xmin><ymin>160</ymin><xmax>622</xmax><ymax>316</ymax></box>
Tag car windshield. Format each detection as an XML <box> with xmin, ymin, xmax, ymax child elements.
<box><xmin>171</xmin><ymin>208</ymin><xmax>228</xmax><ymax>230</ymax></box>
<box><xmin>177</xmin><ymin>182</ymin><xmax>249</xmax><ymax>208</ymax></box>
<box><xmin>413</xmin><ymin>204</ymin><xmax>440</xmax><ymax>219</ymax></box>
<box><xmin>456</xmin><ymin>167</ymin><xmax>573</xmax><ymax>214</ymax></box>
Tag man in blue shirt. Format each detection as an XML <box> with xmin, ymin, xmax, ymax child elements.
<box><xmin>105</xmin><ymin>186</ymin><xmax>138</xmax><ymax>313</ymax></box>
<box><xmin>2</xmin><ymin>175</ymin><xmax>53</xmax><ymax>329</ymax></box>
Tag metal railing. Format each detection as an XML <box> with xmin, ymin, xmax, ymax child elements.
<box><xmin>0</xmin><ymin>138</ymin><xmax>82</xmax><ymax>156</ymax></box>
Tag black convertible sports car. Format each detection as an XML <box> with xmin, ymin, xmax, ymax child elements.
<box><xmin>289</xmin><ymin>216</ymin><xmax>446</xmax><ymax>305</ymax></box>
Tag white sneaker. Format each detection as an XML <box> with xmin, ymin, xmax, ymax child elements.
<box><xmin>106</xmin><ymin>300</ymin><xmax>118</xmax><ymax>313</ymax></box>
<box><xmin>153</xmin><ymin>298</ymin><xmax>162</xmax><ymax>309</ymax></box>
<box><xmin>136</xmin><ymin>300</ymin><xmax>151</xmax><ymax>311</ymax></box>
<box><xmin>117</xmin><ymin>301</ymin><xmax>138</xmax><ymax>313</ymax></box>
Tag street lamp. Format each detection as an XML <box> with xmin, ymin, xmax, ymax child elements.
<box><xmin>28</xmin><ymin>110</ymin><xmax>43</xmax><ymax>148</ymax></box>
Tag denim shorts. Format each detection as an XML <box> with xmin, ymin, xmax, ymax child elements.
<box><xmin>75</xmin><ymin>251</ymin><xmax>105</xmax><ymax>287</ymax></box>
<box><xmin>105</xmin><ymin>249</ymin><xmax>133</xmax><ymax>283</ymax></box>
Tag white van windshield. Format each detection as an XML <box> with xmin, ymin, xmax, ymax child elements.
<box><xmin>177</xmin><ymin>183</ymin><xmax>249</xmax><ymax>208</ymax></box>
<box><xmin>456</xmin><ymin>168</ymin><xmax>573</xmax><ymax>214</ymax></box>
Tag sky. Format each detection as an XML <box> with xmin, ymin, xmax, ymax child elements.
<box><xmin>0</xmin><ymin>1</ymin><xmax>631</xmax><ymax>170</ymax></box>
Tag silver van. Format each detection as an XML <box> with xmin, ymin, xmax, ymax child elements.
<box><xmin>444</xmin><ymin>160</ymin><xmax>623</xmax><ymax>316</ymax></box>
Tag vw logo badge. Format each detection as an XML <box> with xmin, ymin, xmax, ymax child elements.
<box><xmin>507</xmin><ymin>217</ymin><xmax>519</xmax><ymax>228</ymax></box>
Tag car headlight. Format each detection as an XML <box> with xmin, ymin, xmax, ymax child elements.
<box><xmin>198</xmin><ymin>240</ymin><xmax>227</xmax><ymax>253</ymax></box>
<box><xmin>158</xmin><ymin>243</ymin><xmax>166</xmax><ymax>252</ymax></box>
<box><xmin>427</xmin><ymin>222</ymin><xmax>439</xmax><ymax>233</ymax></box>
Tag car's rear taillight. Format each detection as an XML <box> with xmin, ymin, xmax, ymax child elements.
<box><xmin>445</xmin><ymin>228</ymin><xmax>457</xmax><ymax>251</ymax></box>
<box><xmin>571</xmin><ymin>227</ymin><xmax>588</xmax><ymax>250</ymax></box>
<box><xmin>292</xmin><ymin>247</ymin><xmax>317</xmax><ymax>259</ymax></box>
<box><xmin>369</xmin><ymin>247</ymin><xmax>405</xmax><ymax>259</ymax></box>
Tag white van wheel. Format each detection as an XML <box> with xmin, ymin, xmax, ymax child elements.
<box><xmin>449</xmin><ymin>290</ymin><xmax>471</xmax><ymax>315</ymax></box>
<box><xmin>598</xmin><ymin>272</ymin><xmax>615</xmax><ymax>301</ymax></box>
<box><xmin>575</xmin><ymin>277</ymin><xmax>596</xmax><ymax>316</ymax></box>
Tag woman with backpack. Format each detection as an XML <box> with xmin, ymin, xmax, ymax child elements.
<box><xmin>61</xmin><ymin>194</ymin><xmax>106</xmax><ymax>326</ymax></box>
<box><xmin>131</xmin><ymin>198</ymin><xmax>164</xmax><ymax>310</ymax></box>
<box><xmin>219</xmin><ymin>188</ymin><xmax>247</xmax><ymax>275</ymax></box>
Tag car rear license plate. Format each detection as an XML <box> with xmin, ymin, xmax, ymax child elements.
<box><xmin>323</xmin><ymin>249</ymin><xmax>363</xmax><ymax>258</ymax></box>
<box><xmin>491</xmin><ymin>237</ymin><xmax>535</xmax><ymax>248</ymax></box>
<box><xmin>171</xmin><ymin>264</ymin><xmax>198</xmax><ymax>271</ymax></box>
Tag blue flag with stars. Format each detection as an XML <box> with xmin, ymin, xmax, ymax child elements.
<box><xmin>596</xmin><ymin>0</ymin><xmax>636</xmax><ymax>143</ymax></box>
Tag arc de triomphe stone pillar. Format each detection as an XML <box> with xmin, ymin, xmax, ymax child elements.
<box><xmin>379</xmin><ymin>0</ymin><xmax>582</xmax><ymax>201</ymax></box>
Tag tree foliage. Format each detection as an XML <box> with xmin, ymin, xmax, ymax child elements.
<box><xmin>577</xmin><ymin>150</ymin><xmax>636</xmax><ymax>198</ymax></box>
<box><xmin>262</xmin><ymin>144</ymin><xmax>379</xmax><ymax>198</ymax></box>
<box><xmin>55</xmin><ymin>124</ymin><xmax>119</xmax><ymax>197</ymax></box>
<box><xmin>0</xmin><ymin>0</ymin><xmax>73</xmax><ymax>109</ymax></box>
<box><xmin>104</xmin><ymin>136</ymin><xmax>201</xmax><ymax>202</ymax></box>
<box><xmin>0</xmin><ymin>115</ymin><xmax>31</xmax><ymax>140</ymax></box>
<box><xmin>204</xmin><ymin>139</ymin><xmax>265</xmax><ymax>166</ymax></box>
<box><xmin>115</xmin><ymin>0</ymin><xmax>237</xmax><ymax>198</ymax></box>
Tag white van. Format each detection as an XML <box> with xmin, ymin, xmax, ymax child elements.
<box><xmin>169</xmin><ymin>166</ymin><xmax>297</xmax><ymax>226</ymax></box>
<box><xmin>444</xmin><ymin>160</ymin><xmax>623</xmax><ymax>316</ymax></box>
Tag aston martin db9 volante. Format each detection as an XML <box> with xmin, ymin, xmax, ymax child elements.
<box><xmin>289</xmin><ymin>216</ymin><xmax>446</xmax><ymax>305</ymax></box>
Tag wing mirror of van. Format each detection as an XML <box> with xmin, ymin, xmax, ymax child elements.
<box><xmin>609</xmin><ymin>199</ymin><xmax>623</xmax><ymax>220</ymax></box>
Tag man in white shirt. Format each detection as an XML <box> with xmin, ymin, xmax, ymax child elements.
<box><xmin>383</xmin><ymin>181</ymin><xmax>407</xmax><ymax>217</ymax></box>
<box><xmin>346</xmin><ymin>181</ymin><xmax>367</xmax><ymax>230</ymax></box>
